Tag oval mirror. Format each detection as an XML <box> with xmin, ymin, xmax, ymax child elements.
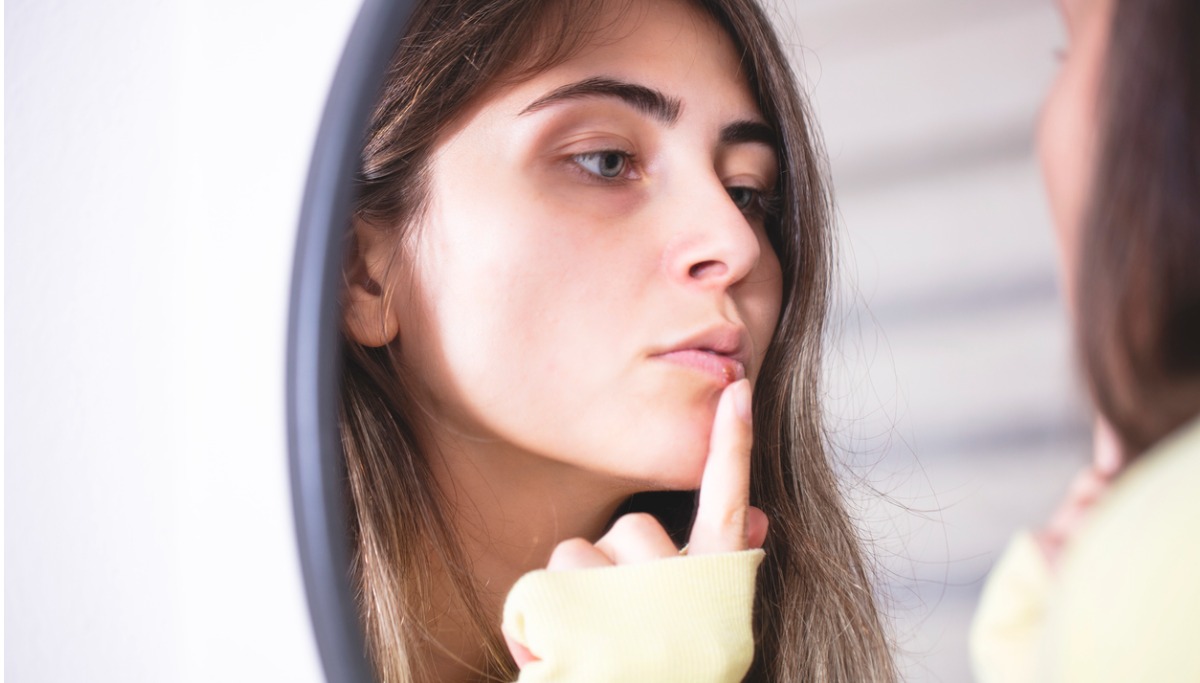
<box><xmin>287</xmin><ymin>1</ymin><xmax>416</xmax><ymax>681</ymax></box>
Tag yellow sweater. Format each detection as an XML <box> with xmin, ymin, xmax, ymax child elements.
<box><xmin>971</xmin><ymin>417</ymin><xmax>1200</xmax><ymax>682</ymax></box>
<box><xmin>502</xmin><ymin>549</ymin><xmax>764</xmax><ymax>682</ymax></box>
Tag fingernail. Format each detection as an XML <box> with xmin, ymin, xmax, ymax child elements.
<box><xmin>731</xmin><ymin>379</ymin><xmax>752</xmax><ymax>424</ymax></box>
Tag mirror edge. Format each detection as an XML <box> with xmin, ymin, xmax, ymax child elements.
<box><xmin>287</xmin><ymin>1</ymin><xmax>416</xmax><ymax>681</ymax></box>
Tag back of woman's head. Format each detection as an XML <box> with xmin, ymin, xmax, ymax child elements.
<box><xmin>1080</xmin><ymin>0</ymin><xmax>1200</xmax><ymax>457</ymax></box>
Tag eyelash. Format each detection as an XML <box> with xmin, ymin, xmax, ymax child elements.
<box><xmin>570</xmin><ymin>150</ymin><xmax>780</xmax><ymax>221</ymax></box>
<box><xmin>571</xmin><ymin>149</ymin><xmax>639</xmax><ymax>181</ymax></box>
<box><xmin>728</xmin><ymin>185</ymin><xmax>782</xmax><ymax>223</ymax></box>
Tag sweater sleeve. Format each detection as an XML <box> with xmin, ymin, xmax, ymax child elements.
<box><xmin>968</xmin><ymin>531</ymin><xmax>1051</xmax><ymax>683</ymax></box>
<box><xmin>501</xmin><ymin>549</ymin><xmax>765</xmax><ymax>683</ymax></box>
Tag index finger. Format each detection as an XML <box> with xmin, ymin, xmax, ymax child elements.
<box><xmin>687</xmin><ymin>379</ymin><xmax>754</xmax><ymax>555</ymax></box>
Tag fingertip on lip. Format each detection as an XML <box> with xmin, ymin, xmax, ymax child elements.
<box><xmin>722</xmin><ymin>360</ymin><xmax>746</xmax><ymax>384</ymax></box>
<box><xmin>729</xmin><ymin>378</ymin><xmax>752</xmax><ymax>423</ymax></box>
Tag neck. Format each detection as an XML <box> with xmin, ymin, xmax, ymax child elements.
<box><xmin>417</xmin><ymin>431</ymin><xmax>636</xmax><ymax>683</ymax></box>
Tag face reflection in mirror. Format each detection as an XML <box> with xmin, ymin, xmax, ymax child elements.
<box><xmin>348</xmin><ymin>5</ymin><xmax>781</xmax><ymax>495</ymax></box>
<box><xmin>336</xmin><ymin>1</ymin><xmax>888</xmax><ymax>680</ymax></box>
<box><xmin>345</xmin><ymin>1</ymin><xmax>779</xmax><ymax>672</ymax></box>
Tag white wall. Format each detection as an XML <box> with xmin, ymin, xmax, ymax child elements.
<box><xmin>7</xmin><ymin>2</ymin><xmax>359</xmax><ymax>680</ymax></box>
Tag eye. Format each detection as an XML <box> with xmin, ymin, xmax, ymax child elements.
<box><xmin>727</xmin><ymin>186</ymin><xmax>758</xmax><ymax>210</ymax></box>
<box><xmin>573</xmin><ymin>150</ymin><xmax>631</xmax><ymax>179</ymax></box>
<box><xmin>726</xmin><ymin>185</ymin><xmax>781</xmax><ymax>222</ymax></box>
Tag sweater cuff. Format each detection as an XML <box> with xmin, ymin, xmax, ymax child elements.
<box><xmin>502</xmin><ymin>549</ymin><xmax>765</xmax><ymax>683</ymax></box>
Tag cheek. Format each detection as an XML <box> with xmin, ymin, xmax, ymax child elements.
<box><xmin>396</xmin><ymin>199</ymin><xmax>631</xmax><ymax>437</ymax></box>
<box><xmin>747</xmin><ymin>239</ymin><xmax>784</xmax><ymax>369</ymax></box>
<box><xmin>1039</xmin><ymin>94</ymin><xmax>1085</xmax><ymax>312</ymax></box>
<box><xmin>1038</xmin><ymin>50</ymin><xmax>1101</xmax><ymax>306</ymax></box>
<box><xmin>1038</xmin><ymin>79</ymin><xmax>1084</xmax><ymax>260</ymax></box>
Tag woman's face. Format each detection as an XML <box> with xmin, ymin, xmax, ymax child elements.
<box><xmin>370</xmin><ymin>0</ymin><xmax>783</xmax><ymax>489</ymax></box>
<box><xmin>1039</xmin><ymin>0</ymin><xmax>1113</xmax><ymax>299</ymax></box>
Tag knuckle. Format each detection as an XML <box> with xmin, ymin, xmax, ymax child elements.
<box><xmin>610</xmin><ymin>512</ymin><xmax>663</xmax><ymax>538</ymax></box>
<box><xmin>725</xmin><ymin>506</ymin><xmax>748</xmax><ymax>532</ymax></box>
<box><xmin>698</xmin><ymin>504</ymin><xmax>747</xmax><ymax>532</ymax></box>
<box><xmin>555</xmin><ymin>536</ymin><xmax>593</xmax><ymax>552</ymax></box>
<box><xmin>548</xmin><ymin>537</ymin><xmax>595</xmax><ymax>566</ymax></box>
<box><xmin>697</xmin><ymin>507</ymin><xmax>747</xmax><ymax>545</ymax></box>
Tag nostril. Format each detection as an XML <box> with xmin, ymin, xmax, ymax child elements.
<box><xmin>688</xmin><ymin>260</ymin><xmax>729</xmax><ymax>280</ymax></box>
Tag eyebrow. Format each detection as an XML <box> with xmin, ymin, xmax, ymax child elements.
<box><xmin>520</xmin><ymin>77</ymin><xmax>682</xmax><ymax>125</ymax></box>
<box><xmin>720</xmin><ymin>120</ymin><xmax>777</xmax><ymax>147</ymax></box>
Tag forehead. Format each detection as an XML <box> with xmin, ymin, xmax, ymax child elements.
<box><xmin>430</xmin><ymin>0</ymin><xmax>770</xmax><ymax>156</ymax></box>
<box><xmin>560</xmin><ymin>0</ymin><xmax>745</xmax><ymax>89</ymax></box>
<box><xmin>499</xmin><ymin>0</ymin><xmax>761</xmax><ymax>124</ymax></box>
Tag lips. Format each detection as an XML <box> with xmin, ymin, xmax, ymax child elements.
<box><xmin>654</xmin><ymin>349</ymin><xmax>746</xmax><ymax>385</ymax></box>
<box><xmin>650</xmin><ymin>325</ymin><xmax>750</xmax><ymax>386</ymax></box>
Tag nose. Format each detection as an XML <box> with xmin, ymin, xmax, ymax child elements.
<box><xmin>663</xmin><ymin>178</ymin><xmax>765</xmax><ymax>289</ymax></box>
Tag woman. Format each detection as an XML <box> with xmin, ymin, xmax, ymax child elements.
<box><xmin>337</xmin><ymin>0</ymin><xmax>896</xmax><ymax>681</ymax></box>
<box><xmin>971</xmin><ymin>0</ymin><xmax>1200</xmax><ymax>680</ymax></box>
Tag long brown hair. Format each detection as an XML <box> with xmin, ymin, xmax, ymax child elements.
<box><xmin>1079</xmin><ymin>0</ymin><xmax>1200</xmax><ymax>458</ymax></box>
<box><xmin>340</xmin><ymin>1</ymin><xmax>897</xmax><ymax>681</ymax></box>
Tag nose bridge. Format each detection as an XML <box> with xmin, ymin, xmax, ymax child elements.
<box><xmin>662</xmin><ymin>171</ymin><xmax>762</xmax><ymax>287</ymax></box>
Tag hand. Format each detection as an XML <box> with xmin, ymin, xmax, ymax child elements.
<box><xmin>1034</xmin><ymin>417</ymin><xmax>1123</xmax><ymax>571</ymax></box>
<box><xmin>504</xmin><ymin>378</ymin><xmax>769</xmax><ymax>668</ymax></box>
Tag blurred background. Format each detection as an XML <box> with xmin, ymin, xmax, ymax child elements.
<box><xmin>774</xmin><ymin>0</ymin><xmax>1094</xmax><ymax>680</ymax></box>
<box><xmin>7</xmin><ymin>1</ymin><xmax>1090</xmax><ymax>681</ymax></box>
<box><xmin>7</xmin><ymin>3</ymin><xmax>361</xmax><ymax>680</ymax></box>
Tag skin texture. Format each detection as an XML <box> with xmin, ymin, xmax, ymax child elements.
<box><xmin>1035</xmin><ymin>0</ymin><xmax>1121</xmax><ymax>569</ymax></box>
<box><xmin>344</xmin><ymin>0</ymin><xmax>778</xmax><ymax>678</ymax></box>
<box><xmin>1039</xmin><ymin>0</ymin><xmax>1112</xmax><ymax>303</ymax></box>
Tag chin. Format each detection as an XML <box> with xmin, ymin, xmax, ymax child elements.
<box><xmin>564</xmin><ymin>388</ymin><xmax>719</xmax><ymax>492</ymax></box>
<box><xmin>621</xmin><ymin>417</ymin><xmax>712</xmax><ymax>491</ymax></box>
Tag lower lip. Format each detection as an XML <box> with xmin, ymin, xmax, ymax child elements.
<box><xmin>654</xmin><ymin>350</ymin><xmax>746</xmax><ymax>386</ymax></box>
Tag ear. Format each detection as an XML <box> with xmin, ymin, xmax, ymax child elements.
<box><xmin>343</xmin><ymin>216</ymin><xmax>402</xmax><ymax>348</ymax></box>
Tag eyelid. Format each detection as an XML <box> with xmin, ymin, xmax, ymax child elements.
<box><xmin>722</xmin><ymin>170</ymin><xmax>775</xmax><ymax>195</ymax></box>
<box><xmin>721</xmin><ymin>166</ymin><xmax>781</xmax><ymax>221</ymax></box>
<box><xmin>718</xmin><ymin>143</ymin><xmax>778</xmax><ymax>188</ymax></box>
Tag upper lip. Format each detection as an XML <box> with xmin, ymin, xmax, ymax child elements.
<box><xmin>652</xmin><ymin>323</ymin><xmax>751</xmax><ymax>368</ymax></box>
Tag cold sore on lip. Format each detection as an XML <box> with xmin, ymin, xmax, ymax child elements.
<box><xmin>655</xmin><ymin>348</ymin><xmax>746</xmax><ymax>386</ymax></box>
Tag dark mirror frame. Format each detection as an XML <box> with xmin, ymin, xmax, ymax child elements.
<box><xmin>287</xmin><ymin>1</ymin><xmax>416</xmax><ymax>681</ymax></box>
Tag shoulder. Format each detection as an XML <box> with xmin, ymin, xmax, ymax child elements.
<box><xmin>1044</xmin><ymin>417</ymin><xmax>1200</xmax><ymax>681</ymax></box>
<box><xmin>1068</xmin><ymin>415</ymin><xmax>1200</xmax><ymax>563</ymax></box>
